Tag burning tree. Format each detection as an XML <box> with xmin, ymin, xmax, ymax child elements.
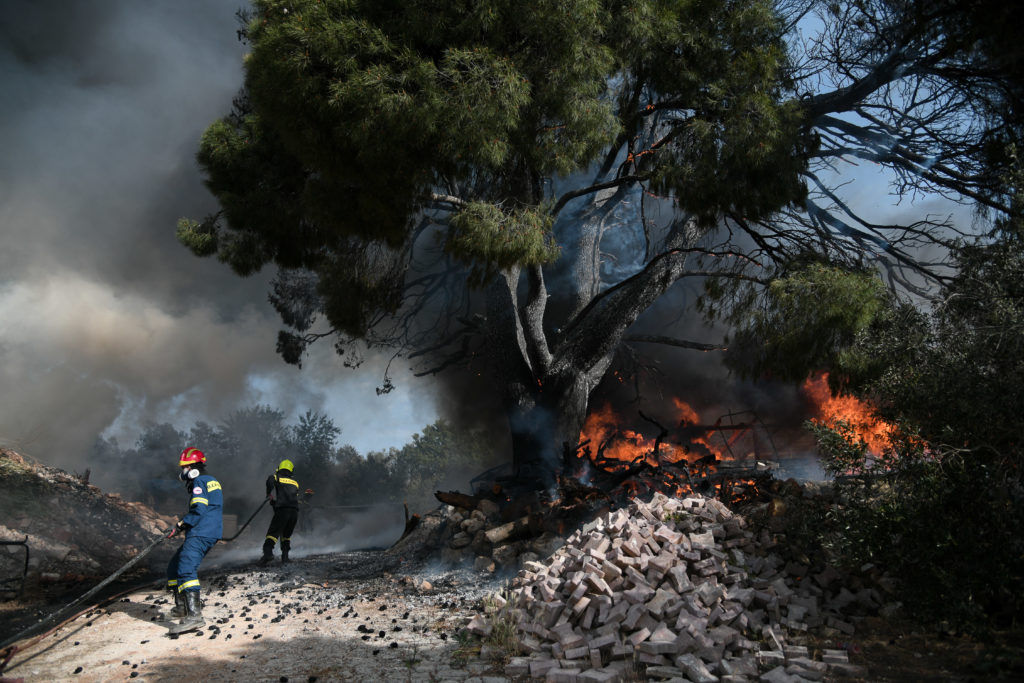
<box><xmin>178</xmin><ymin>0</ymin><xmax>1023</xmax><ymax>486</ymax></box>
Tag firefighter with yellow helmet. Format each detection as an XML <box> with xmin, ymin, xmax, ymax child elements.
<box><xmin>259</xmin><ymin>459</ymin><xmax>300</xmax><ymax>565</ymax></box>
<box><xmin>166</xmin><ymin>447</ymin><xmax>222</xmax><ymax>634</ymax></box>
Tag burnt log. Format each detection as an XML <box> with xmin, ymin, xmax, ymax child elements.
<box><xmin>396</xmin><ymin>502</ymin><xmax>421</xmax><ymax>543</ymax></box>
<box><xmin>435</xmin><ymin>490</ymin><xmax>481</xmax><ymax>511</ymax></box>
<box><xmin>484</xmin><ymin>514</ymin><xmax>543</xmax><ymax>544</ymax></box>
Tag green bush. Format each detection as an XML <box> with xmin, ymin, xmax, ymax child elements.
<box><xmin>811</xmin><ymin>421</ymin><xmax>1024</xmax><ymax>631</ymax></box>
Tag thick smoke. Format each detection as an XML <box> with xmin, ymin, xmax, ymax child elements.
<box><xmin>0</xmin><ymin>2</ymin><xmax>445</xmax><ymax>477</ymax></box>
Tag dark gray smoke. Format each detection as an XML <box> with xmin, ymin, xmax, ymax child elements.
<box><xmin>0</xmin><ymin>1</ymin><xmax>444</xmax><ymax>473</ymax></box>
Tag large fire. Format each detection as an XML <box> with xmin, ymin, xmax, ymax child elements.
<box><xmin>801</xmin><ymin>372</ymin><xmax>893</xmax><ymax>454</ymax></box>
<box><xmin>572</xmin><ymin>374</ymin><xmax>892</xmax><ymax>503</ymax></box>
<box><xmin>573</xmin><ymin>399</ymin><xmax>765</xmax><ymax>505</ymax></box>
<box><xmin>577</xmin><ymin>398</ymin><xmax>725</xmax><ymax>471</ymax></box>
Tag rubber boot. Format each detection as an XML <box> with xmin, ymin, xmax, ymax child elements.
<box><xmin>281</xmin><ymin>539</ymin><xmax>290</xmax><ymax>564</ymax></box>
<box><xmin>170</xmin><ymin>586</ymin><xmax>186</xmax><ymax>618</ymax></box>
<box><xmin>168</xmin><ymin>590</ymin><xmax>205</xmax><ymax>634</ymax></box>
<box><xmin>258</xmin><ymin>538</ymin><xmax>274</xmax><ymax>566</ymax></box>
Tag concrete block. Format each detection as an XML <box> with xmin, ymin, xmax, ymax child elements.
<box><xmin>504</xmin><ymin>657</ymin><xmax>531</xmax><ymax>676</ymax></box>
<box><xmin>695</xmin><ymin>581</ymin><xmax>725</xmax><ymax>607</ymax></box>
<box><xmin>649</xmin><ymin>623</ymin><xmax>677</xmax><ymax>643</ymax></box>
<box><xmin>466</xmin><ymin>614</ymin><xmax>492</xmax><ymax>637</ymax></box>
<box><xmin>719</xmin><ymin>656</ymin><xmax>758</xmax><ymax>676</ymax></box>
<box><xmin>564</xmin><ymin>645</ymin><xmax>589</xmax><ymax>660</ymax></box>
<box><xmin>586</xmin><ymin>573</ymin><xmax>614</xmax><ymax>597</ymax></box>
<box><xmin>539</xmin><ymin>601</ymin><xmax>564</xmax><ymax>628</ymax></box>
<box><xmin>601</xmin><ymin>559</ymin><xmax>623</xmax><ymax>580</ymax></box>
<box><xmin>529</xmin><ymin>657</ymin><xmax>558</xmax><ymax>678</ymax></box>
<box><xmin>653</xmin><ymin>525</ymin><xmax>683</xmax><ymax>546</ymax></box>
<box><xmin>604</xmin><ymin>601</ymin><xmax>628</xmax><ymax>625</ymax></box>
<box><xmin>609</xmin><ymin>643</ymin><xmax>634</xmax><ymax>659</ymax></box>
<box><xmin>627</xmin><ymin>627</ymin><xmax>651</xmax><ymax>645</ymax></box>
<box><xmin>572</xmin><ymin>595</ymin><xmax>592</xmax><ymax>615</ymax></box>
<box><xmin>636</xmin><ymin>652</ymin><xmax>669</xmax><ymax>666</ymax></box>
<box><xmin>674</xmin><ymin>653</ymin><xmax>718</xmax><ymax>683</ymax></box>
<box><xmin>646</xmin><ymin>588</ymin><xmax>677</xmax><ymax>617</ymax></box>
<box><xmin>787</xmin><ymin>657</ymin><xmax>827</xmax><ymax>681</ymax></box>
<box><xmin>622</xmin><ymin>603</ymin><xmax>646</xmax><ymax>630</ymax></box>
<box><xmin>668</xmin><ymin>565</ymin><xmax>693</xmax><ymax>593</ymax></box>
<box><xmin>642</xmin><ymin>665</ymin><xmax>684</xmax><ymax>680</ymax></box>
<box><xmin>756</xmin><ymin>650</ymin><xmax>786</xmax><ymax>666</ymax></box>
<box><xmin>692</xmin><ymin>528</ymin><xmax>716</xmax><ymax>548</ymax></box>
<box><xmin>637</xmin><ymin>640</ymin><xmax>679</xmax><ymax>655</ymax></box>
<box><xmin>759</xmin><ymin>665</ymin><xmax>805</xmax><ymax>683</ymax></box>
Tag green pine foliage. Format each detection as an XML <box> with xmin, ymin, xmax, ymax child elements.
<box><xmin>717</xmin><ymin>262</ymin><xmax>889</xmax><ymax>382</ymax></box>
<box><xmin>446</xmin><ymin>202</ymin><xmax>561</xmax><ymax>285</ymax></box>
<box><xmin>179</xmin><ymin>0</ymin><xmax>807</xmax><ymax>338</ymax></box>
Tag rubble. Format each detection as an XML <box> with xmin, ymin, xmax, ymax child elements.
<box><xmin>0</xmin><ymin>448</ymin><xmax>176</xmax><ymax>591</ymax></box>
<box><xmin>470</xmin><ymin>491</ymin><xmax>883</xmax><ymax>682</ymax></box>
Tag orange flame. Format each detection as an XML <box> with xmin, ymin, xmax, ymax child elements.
<box><xmin>578</xmin><ymin>399</ymin><xmax>724</xmax><ymax>470</ymax></box>
<box><xmin>802</xmin><ymin>372</ymin><xmax>893</xmax><ymax>454</ymax></box>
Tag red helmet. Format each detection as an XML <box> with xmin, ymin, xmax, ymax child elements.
<box><xmin>178</xmin><ymin>447</ymin><xmax>206</xmax><ymax>467</ymax></box>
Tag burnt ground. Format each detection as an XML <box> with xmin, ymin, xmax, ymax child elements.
<box><xmin>3</xmin><ymin>545</ymin><xmax>1023</xmax><ymax>683</ymax></box>
<box><xmin>2</xmin><ymin>481</ymin><xmax>1022</xmax><ymax>683</ymax></box>
<box><xmin>1</xmin><ymin>547</ymin><xmax>504</xmax><ymax>683</ymax></box>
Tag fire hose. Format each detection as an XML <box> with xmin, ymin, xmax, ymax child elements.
<box><xmin>220</xmin><ymin>497</ymin><xmax>269</xmax><ymax>542</ymax></box>
<box><xmin>0</xmin><ymin>533</ymin><xmax>167</xmax><ymax>657</ymax></box>
<box><xmin>0</xmin><ymin>497</ymin><xmax>269</xmax><ymax>668</ymax></box>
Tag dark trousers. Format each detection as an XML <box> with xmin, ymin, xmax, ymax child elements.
<box><xmin>263</xmin><ymin>506</ymin><xmax>298</xmax><ymax>557</ymax></box>
<box><xmin>167</xmin><ymin>535</ymin><xmax>218</xmax><ymax>592</ymax></box>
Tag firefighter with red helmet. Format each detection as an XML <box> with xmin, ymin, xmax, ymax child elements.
<box><xmin>165</xmin><ymin>447</ymin><xmax>223</xmax><ymax>635</ymax></box>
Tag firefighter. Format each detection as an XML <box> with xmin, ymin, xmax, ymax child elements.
<box><xmin>259</xmin><ymin>459</ymin><xmax>300</xmax><ymax>565</ymax></box>
<box><xmin>166</xmin><ymin>447</ymin><xmax>223</xmax><ymax>635</ymax></box>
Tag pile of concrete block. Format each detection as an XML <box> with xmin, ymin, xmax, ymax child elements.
<box><xmin>433</xmin><ymin>498</ymin><xmax>567</xmax><ymax>573</ymax></box>
<box><xmin>472</xmin><ymin>491</ymin><xmax>870</xmax><ymax>682</ymax></box>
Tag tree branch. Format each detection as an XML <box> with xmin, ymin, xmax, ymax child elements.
<box><xmin>552</xmin><ymin>175</ymin><xmax>646</xmax><ymax>217</ymax></box>
<box><xmin>624</xmin><ymin>335</ymin><xmax>726</xmax><ymax>352</ymax></box>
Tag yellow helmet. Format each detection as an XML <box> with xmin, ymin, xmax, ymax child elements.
<box><xmin>278</xmin><ymin>459</ymin><xmax>294</xmax><ymax>472</ymax></box>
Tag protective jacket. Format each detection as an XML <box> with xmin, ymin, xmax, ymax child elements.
<box><xmin>181</xmin><ymin>474</ymin><xmax>224</xmax><ymax>539</ymax></box>
<box><xmin>266</xmin><ymin>469</ymin><xmax>299</xmax><ymax>509</ymax></box>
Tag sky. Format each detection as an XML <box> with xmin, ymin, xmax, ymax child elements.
<box><xmin>0</xmin><ymin>0</ymin><xmax>443</xmax><ymax>469</ymax></box>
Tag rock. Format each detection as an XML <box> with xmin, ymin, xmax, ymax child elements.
<box><xmin>476</xmin><ymin>499</ymin><xmax>500</xmax><ymax>519</ymax></box>
<box><xmin>474</xmin><ymin>556</ymin><xmax>496</xmax><ymax>573</ymax></box>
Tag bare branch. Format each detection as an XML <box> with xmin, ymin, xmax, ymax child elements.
<box><xmin>624</xmin><ymin>335</ymin><xmax>726</xmax><ymax>352</ymax></box>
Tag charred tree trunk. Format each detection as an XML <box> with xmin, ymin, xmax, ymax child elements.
<box><xmin>480</xmin><ymin>216</ymin><xmax>707</xmax><ymax>491</ymax></box>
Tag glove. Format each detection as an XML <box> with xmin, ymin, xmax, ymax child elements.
<box><xmin>167</xmin><ymin>520</ymin><xmax>188</xmax><ymax>538</ymax></box>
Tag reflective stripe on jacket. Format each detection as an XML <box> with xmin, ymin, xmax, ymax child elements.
<box><xmin>266</xmin><ymin>469</ymin><xmax>300</xmax><ymax>509</ymax></box>
<box><xmin>181</xmin><ymin>474</ymin><xmax>223</xmax><ymax>538</ymax></box>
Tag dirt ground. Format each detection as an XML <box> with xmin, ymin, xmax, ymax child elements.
<box><xmin>2</xmin><ymin>550</ymin><xmax>503</xmax><ymax>683</ymax></box>
<box><xmin>3</xmin><ymin>549</ymin><xmax>1022</xmax><ymax>682</ymax></box>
